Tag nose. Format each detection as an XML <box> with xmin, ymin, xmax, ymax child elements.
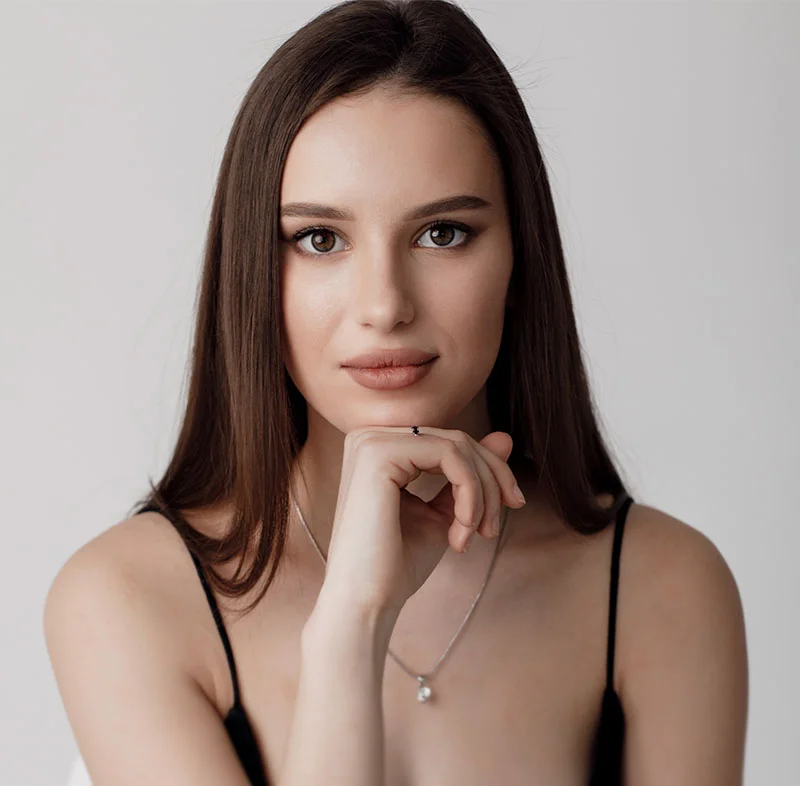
<box><xmin>352</xmin><ymin>243</ymin><xmax>415</xmax><ymax>330</ymax></box>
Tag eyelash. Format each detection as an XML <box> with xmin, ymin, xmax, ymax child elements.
<box><xmin>286</xmin><ymin>220</ymin><xmax>476</xmax><ymax>257</ymax></box>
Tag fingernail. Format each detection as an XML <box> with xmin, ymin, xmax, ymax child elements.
<box><xmin>464</xmin><ymin>531</ymin><xmax>475</xmax><ymax>552</ymax></box>
<box><xmin>512</xmin><ymin>483</ymin><xmax>526</xmax><ymax>505</ymax></box>
<box><xmin>492</xmin><ymin>512</ymin><xmax>501</xmax><ymax>535</ymax></box>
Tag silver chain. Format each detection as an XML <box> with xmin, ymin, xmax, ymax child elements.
<box><xmin>290</xmin><ymin>436</ymin><xmax>509</xmax><ymax>704</ymax></box>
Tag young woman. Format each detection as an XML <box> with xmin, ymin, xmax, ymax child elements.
<box><xmin>44</xmin><ymin>1</ymin><xmax>748</xmax><ymax>784</ymax></box>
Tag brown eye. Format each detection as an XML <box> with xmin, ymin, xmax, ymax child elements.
<box><xmin>417</xmin><ymin>221</ymin><xmax>474</xmax><ymax>250</ymax></box>
<box><xmin>429</xmin><ymin>224</ymin><xmax>455</xmax><ymax>246</ymax></box>
<box><xmin>288</xmin><ymin>220</ymin><xmax>475</xmax><ymax>258</ymax></box>
<box><xmin>288</xmin><ymin>226</ymin><xmax>346</xmax><ymax>256</ymax></box>
<box><xmin>299</xmin><ymin>228</ymin><xmax>339</xmax><ymax>254</ymax></box>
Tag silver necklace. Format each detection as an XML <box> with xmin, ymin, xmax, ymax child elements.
<box><xmin>291</xmin><ymin>426</ymin><xmax>510</xmax><ymax>705</ymax></box>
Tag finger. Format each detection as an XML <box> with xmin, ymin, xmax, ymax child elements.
<box><xmin>411</xmin><ymin>438</ymin><xmax>484</xmax><ymax>551</ymax></box>
<box><xmin>451</xmin><ymin>445</ymin><xmax>486</xmax><ymax>551</ymax></box>
<box><xmin>476</xmin><ymin>430</ymin><xmax>513</xmax><ymax>459</ymax></box>
<box><xmin>466</xmin><ymin>445</ymin><xmax>505</xmax><ymax>543</ymax></box>
<box><xmin>391</xmin><ymin>426</ymin><xmax>521</xmax><ymax>546</ymax></box>
<box><xmin>370</xmin><ymin>431</ymin><xmax>482</xmax><ymax>541</ymax></box>
<box><xmin>468</xmin><ymin>432</ymin><xmax>527</xmax><ymax>514</ymax></box>
<box><xmin>431</xmin><ymin>439</ymin><xmax>484</xmax><ymax>549</ymax></box>
<box><xmin>354</xmin><ymin>427</ymin><xmax>515</xmax><ymax>550</ymax></box>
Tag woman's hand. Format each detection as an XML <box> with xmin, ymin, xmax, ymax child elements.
<box><xmin>318</xmin><ymin>427</ymin><xmax>527</xmax><ymax>619</ymax></box>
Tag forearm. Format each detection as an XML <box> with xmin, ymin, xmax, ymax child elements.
<box><xmin>278</xmin><ymin>592</ymin><xmax>399</xmax><ymax>786</ymax></box>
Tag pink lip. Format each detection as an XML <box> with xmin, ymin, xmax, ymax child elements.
<box><xmin>342</xmin><ymin>348</ymin><xmax>438</xmax><ymax>368</ymax></box>
<box><xmin>344</xmin><ymin>358</ymin><xmax>437</xmax><ymax>390</ymax></box>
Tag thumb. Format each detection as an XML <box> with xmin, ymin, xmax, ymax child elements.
<box><xmin>479</xmin><ymin>431</ymin><xmax>513</xmax><ymax>461</ymax></box>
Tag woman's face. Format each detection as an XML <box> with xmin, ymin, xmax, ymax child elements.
<box><xmin>279</xmin><ymin>87</ymin><xmax>514</xmax><ymax>434</ymax></box>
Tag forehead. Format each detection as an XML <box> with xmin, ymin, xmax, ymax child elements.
<box><xmin>280</xmin><ymin>89</ymin><xmax>502</xmax><ymax>216</ymax></box>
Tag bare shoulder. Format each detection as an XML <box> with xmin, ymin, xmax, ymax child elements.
<box><xmin>44</xmin><ymin>509</ymin><xmax>220</xmax><ymax>703</ymax></box>
<box><xmin>616</xmin><ymin>501</ymin><xmax>749</xmax><ymax>784</ymax></box>
<box><xmin>618</xmin><ymin>501</ymin><xmax>745</xmax><ymax>634</ymax></box>
<box><xmin>46</xmin><ymin>509</ymin><xmax>199</xmax><ymax>616</ymax></box>
<box><xmin>618</xmin><ymin>501</ymin><xmax>746</xmax><ymax>665</ymax></box>
<box><xmin>42</xmin><ymin>511</ymin><xmax>258</xmax><ymax>785</ymax></box>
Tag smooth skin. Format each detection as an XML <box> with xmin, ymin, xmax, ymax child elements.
<box><xmin>318</xmin><ymin>427</ymin><xmax>526</xmax><ymax>619</ymax></box>
<box><xmin>44</xmin><ymin>85</ymin><xmax>748</xmax><ymax>785</ymax></box>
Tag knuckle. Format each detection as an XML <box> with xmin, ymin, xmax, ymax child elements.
<box><xmin>347</xmin><ymin>430</ymin><xmax>384</xmax><ymax>460</ymax></box>
<box><xmin>443</xmin><ymin>439</ymin><xmax>462</xmax><ymax>459</ymax></box>
<box><xmin>462</xmin><ymin>432</ymin><xmax>480</xmax><ymax>449</ymax></box>
<box><xmin>345</xmin><ymin>428</ymin><xmax>366</xmax><ymax>446</ymax></box>
<box><xmin>358</xmin><ymin>435</ymin><xmax>385</xmax><ymax>456</ymax></box>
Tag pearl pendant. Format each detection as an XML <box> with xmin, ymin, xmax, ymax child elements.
<box><xmin>417</xmin><ymin>676</ymin><xmax>432</xmax><ymax>703</ymax></box>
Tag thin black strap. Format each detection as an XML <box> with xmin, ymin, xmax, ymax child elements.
<box><xmin>606</xmin><ymin>492</ymin><xmax>634</xmax><ymax>691</ymax></box>
<box><xmin>137</xmin><ymin>503</ymin><xmax>242</xmax><ymax>708</ymax></box>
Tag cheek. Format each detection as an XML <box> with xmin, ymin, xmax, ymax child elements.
<box><xmin>282</xmin><ymin>266</ymin><xmax>339</xmax><ymax>335</ymax></box>
<box><xmin>282</xmin><ymin>262</ymin><xmax>345</xmax><ymax>325</ymax></box>
<box><xmin>280</xmin><ymin>280</ymin><xmax>334</xmax><ymax>384</ymax></box>
<box><xmin>449</xmin><ymin>269</ymin><xmax>508</xmax><ymax>334</ymax></box>
<box><xmin>462</xmin><ymin>307</ymin><xmax>506</xmax><ymax>361</ymax></box>
<box><xmin>283</xmin><ymin>305</ymin><xmax>331</xmax><ymax>365</ymax></box>
<box><xmin>438</xmin><ymin>285</ymin><xmax>507</xmax><ymax>384</ymax></box>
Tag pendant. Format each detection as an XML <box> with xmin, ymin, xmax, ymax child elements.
<box><xmin>416</xmin><ymin>676</ymin><xmax>432</xmax><ymax>704</ymax></box>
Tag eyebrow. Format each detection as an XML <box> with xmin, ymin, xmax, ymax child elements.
<box><xmin>280</xmin><ymin>194</ymin><xmax>492</xmax><ymax>222</ymax></box>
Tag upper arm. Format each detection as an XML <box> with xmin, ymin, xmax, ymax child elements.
<box><xmin>619</xmin><ymin>508</ymin><xmax>749</xmax><ymax>786</ymax></box>
<box><xmin>43</xmin><ymin>535</ymin><xmax>254</xmax><ymax>786</ymax></box>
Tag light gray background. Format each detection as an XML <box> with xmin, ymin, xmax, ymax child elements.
<box><xmin>2</xmin><ymin>1</ymin><xmax>797</xmax><ymax>784</ymax></box>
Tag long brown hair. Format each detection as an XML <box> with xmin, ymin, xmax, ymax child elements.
<box><xmin>129</xmin><ymin>0</ymin><xmax>631</xmax><ymax>615</ymax></box>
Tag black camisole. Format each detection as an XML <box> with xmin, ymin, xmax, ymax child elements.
<box><xmin>138</xmin><ymin>491</ymin><xmax>633</xmax><ymax>786</ymax></box>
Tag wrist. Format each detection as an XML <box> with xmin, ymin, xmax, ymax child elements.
<box><xmin>302</xmin><ymin>586</ymin><xmax>400</xmax><ymax>656</ymax></box>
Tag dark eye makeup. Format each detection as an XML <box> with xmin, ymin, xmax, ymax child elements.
<box><xmin>283</xmin><ymin>219</ymin><xmax>477</xmax><ymax>257</ymax></box>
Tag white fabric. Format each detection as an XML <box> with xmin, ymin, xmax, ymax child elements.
<box><xmin>66</xmin><ymin>754</ymin><xmax>92</xmax><ymax>786</ymax></box>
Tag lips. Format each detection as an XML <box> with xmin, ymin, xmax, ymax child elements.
<box><xmin>341</xmin><ymin>348</ymin><xmax>438</xmax><ymax>369</ymax></box>
<box><xmin>344</xmin><ymin>357</ymin><xmax>437</xmax><ymax>390</ymax></box>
